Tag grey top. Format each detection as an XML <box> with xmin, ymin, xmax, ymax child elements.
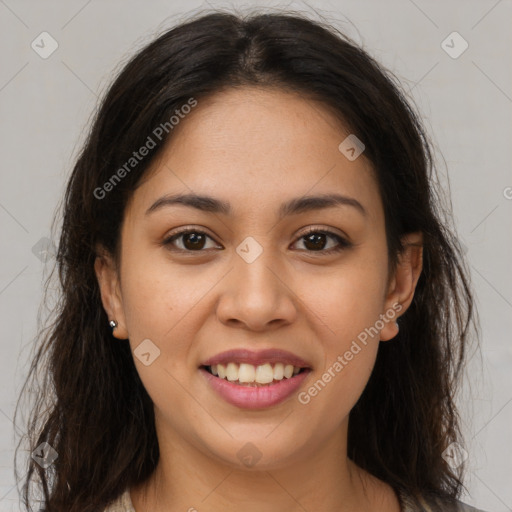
<box><xmin>104</xmin><ymin>488</ymin><xmax>135</xmax><ymax>512</ymax></box>
<box><xmin>396</xmin><ymin>488</ymin><xmax>488</xmax><ymax>512</ymax></box>
<box><xmin>103</xmin><ymin>487</ymin><xmax>489</xmax><ymax>511</ymax></box>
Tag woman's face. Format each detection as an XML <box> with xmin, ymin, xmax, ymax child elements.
<box><xmin>96</xmin><ymin>86</ymin><xmax>419</xmax><ymax>471</ymax></box>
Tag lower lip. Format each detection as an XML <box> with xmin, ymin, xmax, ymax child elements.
<box><xmin>199</xmin><ymin>367</ymin><xmax>311</xmax><ymax>409</ymax></box>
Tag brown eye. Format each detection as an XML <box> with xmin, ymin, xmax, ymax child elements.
<box><xmin>303</xmin><ymin>232</ymin><xmax>329</xmax><ymax>251</ymax></box>
<box><xmin>163</xmin><ymin>229</ymin><xmax>219</xmax><ymax>252</ymax></box>
<box><xmin>293</xmin><ymin>228</ymin><xmax>352</xmax><ymax>254</ymax></box>
<box><xmin>162</xmin><ymin>227</ymin><xmax>351</xmax><ymax>255</ymax></box>
<box><xmin>180</xmin><ymin>232</ymin><xmax>207</xmax><ymax>250</ymax></box>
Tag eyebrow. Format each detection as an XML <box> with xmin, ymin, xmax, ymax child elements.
<box><xmin>145</xmin><ymin>192</ymin><xmax>367</xmax><ymax>218</ymax></box>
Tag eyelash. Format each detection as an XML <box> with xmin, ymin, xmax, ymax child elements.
<box><xmin>161</xmin><ymin>226</ymin><xmax>352</xmax><ymax>255</ymax></box>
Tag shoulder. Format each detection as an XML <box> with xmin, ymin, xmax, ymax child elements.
<box><xmin>398</xmin><ymin>488</ymin><xmax>489</xmax><ymax>512</ymax></box>
<box><xmin>102</xmin><ymin>488</ymin><xmax>135</xmax><ymax>512</ymax></box>
<box><xmin>102</xmin><ymin>487</ymin><xmax>490</xmax><ymax>512</ymax></box>
<box><xmin>455</xmin><ymin>501</ymin><xmax>489</xmax><ymax>512</ymax></box>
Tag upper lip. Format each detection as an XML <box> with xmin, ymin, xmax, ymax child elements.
<box><xmin>201</xmin><ymin>349</ymin><xmax>312</xmax><ymax>369</ymax></box>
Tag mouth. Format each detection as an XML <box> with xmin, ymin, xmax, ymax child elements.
<box><xmin>200</xmin><ymin>348</ymin><xmax>313</xmax><ymax>386</ymax></box>
<box><xmin>199</xmin><ymin>348</ymin><xmax>312</xmax><ymax>409</ymax></box>
<box><xmin>200</xmin><ymin>362</ymin><xmax>310</xmax><ymax>386</ymax></box>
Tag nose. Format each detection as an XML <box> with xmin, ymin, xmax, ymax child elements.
<box><xmin>215</xmin><ymin>244</ymin><xmax>298</xmax><ymax>332</ymax></box>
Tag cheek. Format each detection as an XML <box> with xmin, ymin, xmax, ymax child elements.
<box><xmin>295</xmin><ymin>253</ymin><xmax>388</xmax><ymax>412</ymax></box>
<box><xmin>297</xmin><ymin>343</ymin><xmax>377</xmax><ymax>440</ymax></box>
<box><xmin>118</xmin><ymin>257</ymin><xmax>201</xmax><ymax>417</ymax></box>
<box><xmin>119</xmin><ymin>248</ymin><xmax>197</xmax><ymax>341</ymax></box>
<box><xmin>300</xmin><ymin>254</ymin><xmax>389</xmax><ymax>346</ymax></box>
<box><xmin>119</xmin><ymin>250</ymin><xmax>220</xmax><ymax>388</ymax></box>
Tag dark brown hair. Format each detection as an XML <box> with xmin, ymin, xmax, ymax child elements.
<box><xmin>15</xmin><ymin>8</ymin><xmax>478</xmax><ymax>512</ymax></box>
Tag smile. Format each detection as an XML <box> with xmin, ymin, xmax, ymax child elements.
<box><xmin>204</xmin><ymin>362</ymin><xmax>305</xmax><ymax>385</ymax></box>
<box><xmin>199</xmin><ymin>364</ymin><xmax>311</xmax><ymax>409</ymax></box>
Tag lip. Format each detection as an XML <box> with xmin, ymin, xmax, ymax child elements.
<box><xmin>200</xmin><ymin>366</ymin><xmax>312</xmax><ymax>409</ymax></box>
<box><xmin>200</xmin><ymin>348</ymin><xmax>312</xmax><ymax>369</ymax></box>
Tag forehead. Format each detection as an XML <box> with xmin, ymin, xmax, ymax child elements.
<box><xmin>126</xmin><ymin>86</ymin><xmax>381</xmax><ymax>222</ymax></box>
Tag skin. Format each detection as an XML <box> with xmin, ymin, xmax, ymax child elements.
<box><xmin>95</xmin><ymin>87</ymin><xmax>423</xmax><ymax>512</ymax></box>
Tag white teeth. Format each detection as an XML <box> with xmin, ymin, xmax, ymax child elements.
<box><xmin>226</xmin><ymin>362</ymin><xmax>238</xmax><ymax>381</ymax></box>
<box><xmin>238</xmin><ymin>363</ymin><xmax>256</xmax><ymax>383</ymax></box>
<box><xmin>255</xmin><ymin>363</ymin><xmax>274</xmax><ymax>384</ymax></box>
<box><xmin>273</xmin><ymin>362</ymin><xmax>284</xmax><ymax>380</ymax></box>
<box><xmin>208</xmin><ymin>362</ymin><xmax>304</xmax><ymax>384</ymax></box>
<box><xmin>217</xmin><ymin>363</ymin><xmax>226</xmax><ymax>379</ymax></box>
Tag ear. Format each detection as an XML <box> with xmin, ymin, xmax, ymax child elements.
<box><xmin>380</xmin><ymin>232</ymin><xmax>423</xmax><ymax>341</ymax></box>
<box><xmin>94</xmin><ymin>245</ymin><xmax>129</xmax><ymax>340</ymax></box>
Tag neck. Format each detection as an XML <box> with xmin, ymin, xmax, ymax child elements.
<box><xmin>130</xmin><ymin>421</ymin><xmax>399</xmax><ymax>512</ymax></box>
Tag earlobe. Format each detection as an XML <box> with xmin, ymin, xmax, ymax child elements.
<box><xmin>380</xmin><ymin>232</ymin><xmax>423</xmax><ymax>341</ymax></box>
<box><xmin>94</xmin><ymin>248</ymin><xmax>129</xmax><ymax>340</ymax></box>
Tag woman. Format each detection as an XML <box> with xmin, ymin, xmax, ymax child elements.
<box><xmin>15</xmin><ymin>9</ymin><xmax>487</xmax><ymax>512</ymax></box>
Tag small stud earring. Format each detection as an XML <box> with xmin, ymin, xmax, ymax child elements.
<box><xmin>395</xmin><ymin>320</ymin><xmax>399</xmax><ymax>333</ymax></box>
<box><xmin>109</xmin><ymin>320</ymin><xmax>118</xmax><ymax>329</ymax></box>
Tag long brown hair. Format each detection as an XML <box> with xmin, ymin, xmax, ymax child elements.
<box><xmin>15</xmin><ymin>8</ymin><xmax>478</xmax><ymax>511</ymax></box>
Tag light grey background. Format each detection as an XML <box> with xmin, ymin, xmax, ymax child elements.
<box><xmin>1</xmin><ymin>1</ymin><xmax>511</xmax><ymax>511</ymax></box>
